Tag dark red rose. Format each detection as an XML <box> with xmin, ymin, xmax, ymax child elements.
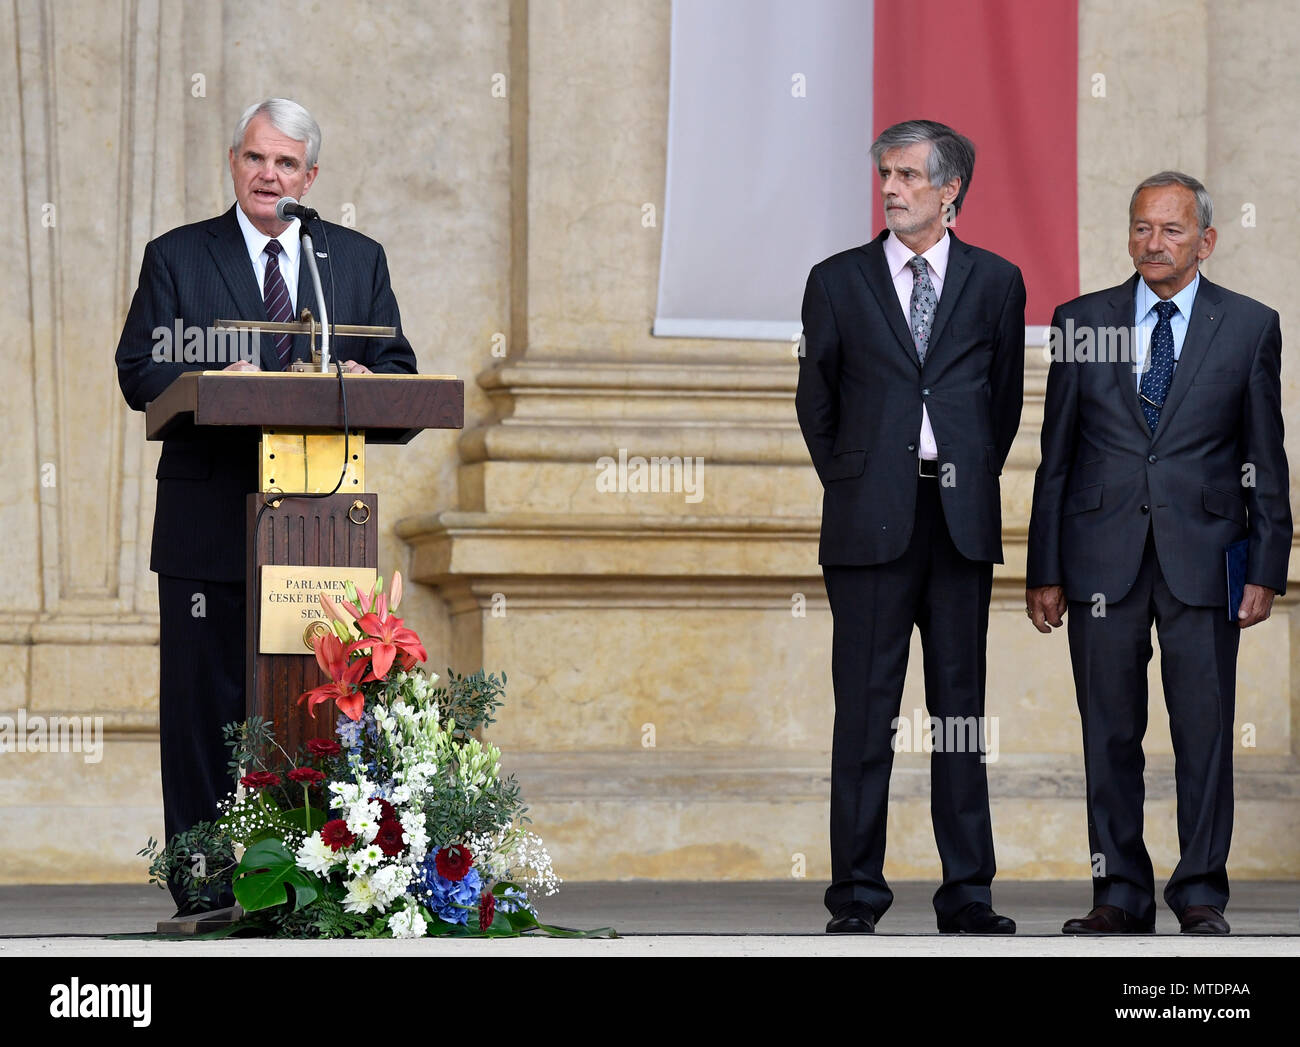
<box><xmin>478</xmin><ymin>887</ymin><xmax>497</xmax><ymax>931</ymax></box>
<box><xmin>374</xmin><ymin>819</ymin><xmax>405</xmax><ymax>857</ymax></box>
<box><xmin>240</xmin><ymin>771</ymin><xmax>281</xmax><ymax>789</ymax></box>
<box><xmin>308</xmin><ymin>739</ymin><xmax>342</xmax><ymax>757</ymax></box>
<box><xmin>373</xmin><ymin>797</ymin><xmax>397</xmax><ymax>823</ymax></box>
<box><xmin>321</xmin><ymin>819</ymin><xmax>356</xmax><ymax>851</ymax></box>
<box><xmin>435</xmin><ymin>845</ymin><xmax>474</xmax><ymax>882</ymax></box>
<box><xmin>288</xmin><ymin>767</ymin><xmax>326</xmax><ymax>786</ymax></box>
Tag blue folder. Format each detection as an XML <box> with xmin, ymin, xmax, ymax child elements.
<box><xmin>1225</xmin><ymin>539</ymin><xmax>1249</xmax><ymax>622</ymax></box>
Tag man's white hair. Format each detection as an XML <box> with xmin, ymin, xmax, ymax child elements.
<box><xmin>231</xmin><ymin>97</ymin><xmax>321</xmax><ymax>168</ymax></box>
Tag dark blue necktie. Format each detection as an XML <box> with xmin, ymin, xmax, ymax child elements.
<box><xmin>262</xmin><ymin>238</ymin><xmax>294</xmax><ymax>368</ymax></box>
<box><xmin>1139</xmin><ymin>299</ymin><xmax>1178</xmax><ymax>432</ymax></box>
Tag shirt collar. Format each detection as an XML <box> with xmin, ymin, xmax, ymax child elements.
<box><xmin>1136</xmin><ymin>270</ymin><xmax>1199</xmax><ymax>322</ymax></box>
<box><xmin>884</xmin><ymin>229</ymin><xmax>950</xmax><ymax>282</ymax></box>
<box><xmin>235</xmin><ymin>203</ymin><xmax>301</xmax><ymax>267</ymax></box>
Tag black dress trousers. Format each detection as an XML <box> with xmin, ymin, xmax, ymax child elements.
<box><xmin>822</xmin><ymin>477</ymin><xmax>997</xmax><ymax>922</ymax></box>
<box><xmin>157</xmin><ymin>574</ymin><xmax>246</xmax><ymax>909</ymax></box>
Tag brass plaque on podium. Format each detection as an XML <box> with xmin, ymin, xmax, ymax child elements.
<box><xmin>259</xmin><ymin>565</ymin><xmax>378</xmax><ymax>655</ymax></box>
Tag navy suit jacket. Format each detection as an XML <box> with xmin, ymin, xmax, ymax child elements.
<box><xmin>1026</xmin><ymin>273</ymin><xmax>1291</xmax><ymax>606</ymax></box>
<box><xmin>116</xmin><ymin>205</ymin><xmax>418</xmax><ymax>582</ymax></box>
<box><xmin>796</xmin><ymin>229</ymin><xmax>1026</xmax><ymax>565</ymax></box>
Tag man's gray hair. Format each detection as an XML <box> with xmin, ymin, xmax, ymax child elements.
<box><xmin>1129</xmin><ymin>171</ymin><xmax>1213</xmax><ymax>232</ymax></box>
<box><xmin>231</xmin><ymin>98</ymin><xmax>321</xmax><ymax>169</ymax></box>
<box><xmin>870</xmin><ymin>119</ymin><xmax>977</xmax><ymax>214</ymax></box>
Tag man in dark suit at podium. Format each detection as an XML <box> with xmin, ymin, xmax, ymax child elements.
<box><xmin>797</xmin><ymin>119</ymin><xmax>1025</xmax><ymax>934</ymax></box>
<box><xmin>1026</xmin><ymin>172</ymin><xmax>1290</xmax><ymax>935</ymax></box>
<box><xmin>115</xmin><ymin>97</ymin><xmax>417</xmax><ymax>912</ymax></box>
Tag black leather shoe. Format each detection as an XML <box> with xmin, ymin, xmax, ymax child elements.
<box><xmin>1062</xmin><ymin>904</ymin><xmax>1155</xmax><ymax>934</ymax></box>
<box><xmin>938</xmin><ymin>902</ymin><xmax>1016</xmax><ymax>934</ymax></box>
<box><xmin>826</xmin><ymin>902</ymin><xmax>875</xmax><ymax>934</ymax></box>
<box><xmin>1179</xmin><ymin>905</ymin><xmax>1229</xmax><ymax>935</ymax></box>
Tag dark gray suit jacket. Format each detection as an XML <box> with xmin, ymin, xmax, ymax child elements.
<box><xmin>1027</xmin><ymin>273</ymin><xmax>1291</xmax><ymax>606</ymax></box>
<box><xmin>796</xmin><ymin>229</ymin><xmax>1026</xmax><ymax>565</ymax></box>
<box><xmin>115</xmin><ymin>205</ymin><xmax>418</xmax><ymax>582</ymax></box>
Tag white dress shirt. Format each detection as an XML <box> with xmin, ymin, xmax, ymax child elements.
<box><xmin>235</xmin><ymin>203</ymin><xmax>302</xmax><ymax>314</ymax></box>
<box><xmin>883</xmin><ymin>229</ymin><xmax>950</xmax><ymax>460</ymax></box>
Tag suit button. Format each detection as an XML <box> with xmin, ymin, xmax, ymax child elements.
<box><xmin>922</xmin><ymin>388</ymin><xmax>931</xmax><ymax>396</ymax></box>
<box><xmin>907</xmin><ymin>443</ymin><xmax>917</xmax><ymax>452</ymax></box>
<box><xmin>1148</xmin><ymin>454</ymin><xmax>1158</xmax><ymax>463</ymax></box>
<box><xmin>1140</xmin><ymin>504</ymin><xmax>1150</xmax><ymax>514</ymax></box>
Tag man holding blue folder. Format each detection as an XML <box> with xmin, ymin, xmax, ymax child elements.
<box><xmin>1025</xmin><ymin>172</ymin><xmax>1291</xmax><ymax>935</ymax></box>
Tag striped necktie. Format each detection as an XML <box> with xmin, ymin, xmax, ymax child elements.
<box><xmin>262</xmin><ymin>238</ymin><xmax>294</xmax><ymax>368</ymax></box>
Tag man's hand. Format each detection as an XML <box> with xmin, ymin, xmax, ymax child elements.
<box><xmin>342</xmin><ymin>360</ymin><xmax>372</xmax><ymax>374</ymax></box>
<box><xmin>224</xmin><ymin>359</ymin><xmax>260</xmax><ymax>371</ymax></box>
<box><xmin>1026</xmin><ymin>585</ymin><xmax>1067</xmax><ymax>634</ymax></box>
<box><xmin>1238</xmin><ymin>583</ymin><xmax>1275</xmax><ymax>629</ymax></box>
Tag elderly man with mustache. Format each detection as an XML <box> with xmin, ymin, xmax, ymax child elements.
<box><xmin>1026</xmin><ymin>171</ymin><xmax>1291</xmax><ymax>935</ymax></box>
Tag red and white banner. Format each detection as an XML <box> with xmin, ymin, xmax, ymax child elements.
<box><xmin>655</xmin><ymin>0</ymin><xmax>1078</xmax><ymax>337</ymax></box>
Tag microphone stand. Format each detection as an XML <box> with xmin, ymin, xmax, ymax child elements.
<box><xmin>298</xmin><ymin>221</ymin><xmax>331</xmax><ymax>371</ymax></box>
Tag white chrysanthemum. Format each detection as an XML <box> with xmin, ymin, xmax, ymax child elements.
<box><xmin>345</xmin><ymin>800</ymin><xmax>381</xmax><ymax>843</ymax></box>
<box><xmin>295</xmin><ymin>833</ymin><xmax>340</xmax><ymax>876</ymax></box>
<box><xmin>345</xmin><ymin>853</ymin><xmax>368</xmax><ymax>877</ymax></box>
<box><xmin>342</xmin><ymin>874</ymin><xmax>377</xmax><ymax>914</ymax></box>
<box><xmin>360</xmin><ymin>843</ymin><xmax>384</xmax><ymax>868</ymax></box>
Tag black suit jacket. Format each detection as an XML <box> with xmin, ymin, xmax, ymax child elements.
<box><xmin>1026</xmin><ymin>273</ymin><xmax>1291</xmax><ymax>606</ymax></box>
<box><xmin>796</xmin><ymin>229</ymin><xmax>1026</xmax><ymax>565</ymax></box>
<box><xmin>116</xmin><ymin>205</ymin><xmax>419</xmax><ymax>582</ymax></box>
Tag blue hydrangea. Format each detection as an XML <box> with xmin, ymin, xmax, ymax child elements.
<box><xmin>335</xmin><ymin>712</ymin><xmax>365</xmax><ymax>751</ymax></box>
<box><xmin>412</xmin><ymin>851</ymin><xmax>483</xmax><ymax>925</ymax></box>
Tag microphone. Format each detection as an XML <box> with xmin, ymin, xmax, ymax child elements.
<box><xmin>275</xmin><ymin>196</ymin><xmax>319</xmax><ymax>223</ymax></box>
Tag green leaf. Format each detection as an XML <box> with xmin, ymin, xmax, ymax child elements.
<box><xmin>278</xmin><ymin>806</ymin><xmax>327</xmax><ymax>833</ymax></box>
<box><xmin>529</xmin><ymin>922</ymin><xmax>620</xmax><ymax>939</ymax></box>
<box><xmin>232</xmin><ymin>838</ymin><xmax>320</xmax><ymax>913</ymax></box>
<box><xmin>502</xmin><ymin>906</ymin><xmax>539</xmax><ymax>933</ymax></box>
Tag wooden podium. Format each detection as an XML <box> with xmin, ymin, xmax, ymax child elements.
<box><xmin>146</xmin><ymin>370</ymin><xmax>463</xmax><ymax>754</ymax></box>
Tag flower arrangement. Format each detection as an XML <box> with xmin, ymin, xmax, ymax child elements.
<box><xmin>141</xmin><ymin>572</ymin><xmax>611</xmax><ymax>939</ymax></box>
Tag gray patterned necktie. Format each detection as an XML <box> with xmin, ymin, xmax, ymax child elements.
<box><xmin>908</xmin><ymin>255</ymin><xmax>937</xmax><ymax>364</ymax></box>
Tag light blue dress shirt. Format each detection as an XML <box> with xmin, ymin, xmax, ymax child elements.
<box><xmin>1133</xmin><ymin>272</ymin><xmax>1199</xmax><ymax>389</ymax></box>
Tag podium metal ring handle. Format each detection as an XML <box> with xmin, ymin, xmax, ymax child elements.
<box><xmin>264</xmin><ymin>487</ymin><xmax>284</xmax><ymax>509</ymax></box>
<box><xmin>303</xmin><ymin>620</ymin><xmax>332</xmax><ymax>651</ymax></box>
<box><xmin>348</xmin><ymin>500</ymin><xmax>370</xmax><ymax>525</ymax></box>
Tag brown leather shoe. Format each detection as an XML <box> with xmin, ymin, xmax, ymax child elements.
<box><xmin>1062</xmin><ymin>904</ymin><xmax>1155</xmax><ymax>934</ymax></box>
<box><xmin>1179</xmin><ymin>905</ymin><xmax>1230</xmax><ymax>935</ymax></box>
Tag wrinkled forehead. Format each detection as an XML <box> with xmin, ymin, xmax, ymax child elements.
<box><xmin>879</xmin><ymin>142</ymin><xmax>932</xmax><ymax>173</ymax></box>
<box><xmin>236</xmin><ymin>114</ymin><xmax>309</xmax><ymax>161</ymax></box>
<box><xmin>1131</xmin><ymin>185</ymin><xmax>1198</xmax><ymax>226</ymax></box>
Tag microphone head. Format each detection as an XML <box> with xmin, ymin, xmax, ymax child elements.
<box><xmin>275</xmin><ymin>196</ymin><xmax>299</xmax><ymax>222</ymax></box>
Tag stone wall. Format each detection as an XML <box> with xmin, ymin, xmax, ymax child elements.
<box><xmin>1</xmin><ymin>0</ymin><xmax>1296</xmax><ymax>885</ymax></box>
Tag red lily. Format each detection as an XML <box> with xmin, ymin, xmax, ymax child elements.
<box><xmin>348</xmin><ymin>612</ymin><xmax>427</xmax><ymax>680</ymax></box>
<box><xmin>298</xmin><ymin>632</ymin><xmax>371</xmax><ymax>721</ymax></box>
